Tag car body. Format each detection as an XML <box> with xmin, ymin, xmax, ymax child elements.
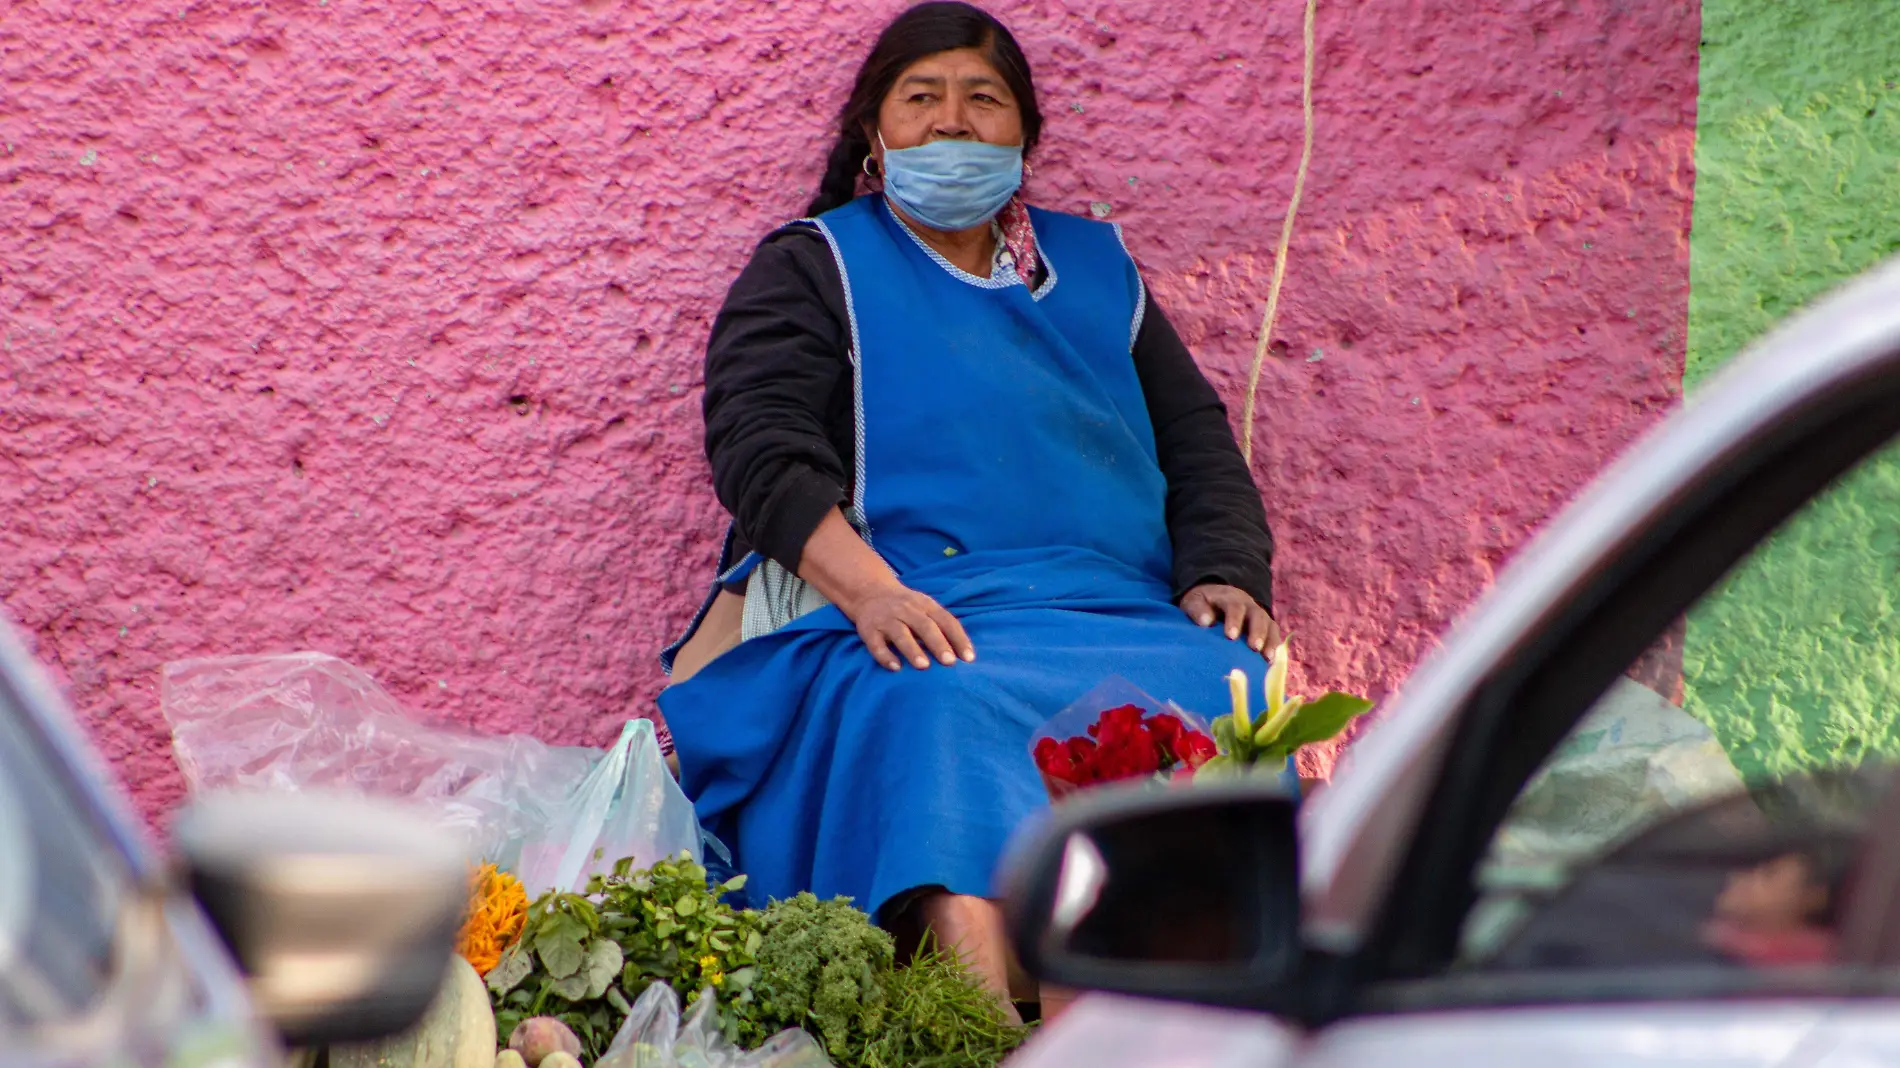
<box><xmin>0</xmin><ymin>620</ymin><xmax>466</xmax><ymax>1065</ymax></box>
<box><xmin>1004</xmin><ymin>256</ymin><xmax>1900</xmax><ymax>1067</ymax></box>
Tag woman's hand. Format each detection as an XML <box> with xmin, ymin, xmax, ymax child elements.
<box><xmin>849</xmin><ymin>583</ymin><xmax>975</xmax><ymax>671</ymax></box>
<box><xmin>1179</xmin><ymin>584</ymin><xmax>1283</xmax><ymax>654</ymax></box>
<box><xmin>792</xmin><ymin>508</ymin><xmax>975</xmax><ymax>671</ymax></box>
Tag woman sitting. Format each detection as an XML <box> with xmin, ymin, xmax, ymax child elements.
<box><xmin>661</xmin><ymin>0</ymin><xmax>1285</xmax><ymax>1019</ymax></box>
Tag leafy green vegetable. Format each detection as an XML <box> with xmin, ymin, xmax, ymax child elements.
<box><xmin>486</xmin><ymin>854</ymin><xmax>762</xmax><ymax>1059</ymax></box>
<box><xmin>731</xmin><ymin>893</ymin><xmax>893</xmax><ymax>1058</ymax></box>
<box><xmin>486</xmin><ymin>858</ymin><xmax>1025</xmax><ymax>1068</ymax></box>
<box><xmin>858</xmin><ymin>943</ymin><xmax>1028</xmax><ymax>1068</ymax></box>
<box><xmin>732</xmin><ymin>895</ymin><xmax>1025</xmax><ymax>1068</ymax></box>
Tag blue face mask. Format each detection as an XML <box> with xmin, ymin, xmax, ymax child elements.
<box><xmin>878</xmin><ymin>133</ymin><xmax>1024</xmax><ymax>232</ymax></box>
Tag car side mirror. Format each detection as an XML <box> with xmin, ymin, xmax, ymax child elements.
<box><xmin>999</xmin><ymin>781</ymin><xmax>1302</xmax><ymax>1009</ymax></box>
<box><xmin>173</xmin><ymin>791</ymin><xmax>470</xmax><ymax>1048</ymax></box>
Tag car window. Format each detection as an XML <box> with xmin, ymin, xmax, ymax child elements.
<box><xmin>0</xmin><ymin>678</ymin><xmax>130</xmax><ymax>1031</ymax></box>
<box><xmin>1459</xmin><ymin>430</ymin><xmax>1900</xmax><ymax>978</ymax></box>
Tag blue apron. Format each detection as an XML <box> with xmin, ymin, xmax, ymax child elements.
<box><xmin>662</xmin><ymin>195</ymin><xmax>1291</xmax><ymax>916</ymax></box>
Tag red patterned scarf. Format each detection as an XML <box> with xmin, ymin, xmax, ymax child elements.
<box><xmin>996</xmin><ymin>195</ymin><xmax>1040</xmax><ymax>284</ymax></box>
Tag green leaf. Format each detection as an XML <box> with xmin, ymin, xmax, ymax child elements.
<box><xmin>540</xmin><ymin>908</ymin><xmax>587</xmax><ymax>945</ymax></box>
<box><xmin>538</xmin><ymin>932</ymin><xmax>586</xmax><ymax>980</ymax></box>
<box><xmin>1259</xmin><ymin>692</ymin><xmax>1372</xmax><ymax>759</ymax></box>
<box><xmin>606</xmin><ymin>985</ymin><xmax>632</xmax><ymax>1015</ymax></box>
<box><xmin>676</xmin><ymin>894</ymin><xmax>699</xmax><ymax>917</ymax></box>
<box><xmin>581</xmin><ymin>938</ymin><xmax>624</xmax><ymax>1000</ymax></box>
<box><xmin>486</xmin><ymin>942</ymin><xmax>534</xmax><ymax>996</ymax></box>
<box><xmin>1212</xmin><ymin>715</ymin><xmax>1237</xmax><ymax>754</ymax></box>
<box><xmin>744</xmin><ymin>929</ymin><xmax>762</xmax><ymax>956</ymax></box>
<box><xmin>721</xmin><ymin>874</ymin><xmax>749</xmax><ymax>893</ymax></box>
<box><xmin>497</xmin><ymin>1009</ymin><xmax>524</xmax><ymax>1042</ymax></box>
<box><xmin>1193</xmin><ymin>753</ymin><xmax>1240</xmax><ymax>780</ymax></box>
<box><xmin>549</xmin><ymin>970</ymin><xmax>592</xmax><ymax>1001</ymax></box>
<box><xmin>1233</xmin><ymin>712</ymin><xmax>1259</xmax><ymax>760</ymax></box>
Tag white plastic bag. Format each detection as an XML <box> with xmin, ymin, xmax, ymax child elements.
<box><xmin>515</xmin><ymin>718</ymin><xmax>703</xmax><ymax>897</ymax></box>
<box><xmin>162</xmin><ymin>652</ymin><xmax>599</xmax><ymax>867</ymax></box>
<box><xmin>597</xmin><ymin>983</ymin><xmax>831</xmax><ymax>1068</ymax></box>
<box><xmin>161</xmin><ymin>653</ymin><xmax>700</xmax><ymax>889</ymax></box>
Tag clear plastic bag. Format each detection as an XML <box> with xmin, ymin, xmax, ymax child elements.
<box><xmin>1030</xmin><ymin>675</ymin><xmax>1212</xmax><ymax>757</ymax></box>
<box><xmin>597</xmin><ymin>983</ymin><xmax>831</xmax><ymax>1068</ymax></box>
<box><xmin>515</xmin><ymin>718</ymin><xmax>703</xmax><ymax>896</ymax></box>
<box><xmin>160</xmin><ymin>653</ymin><xmax>700</xmax><ymax>891</ymax></box>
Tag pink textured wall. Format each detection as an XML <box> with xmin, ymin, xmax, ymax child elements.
<box><xmin>1</xmin><ymin>0</ymin><xmax>1698</xmax><ymax>824</ymax></box>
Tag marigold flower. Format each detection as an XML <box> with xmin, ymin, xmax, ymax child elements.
<box><xmin>455</xmin><ymin>863</ymin><xmax>528</xmax><ymax>976</ymax></box>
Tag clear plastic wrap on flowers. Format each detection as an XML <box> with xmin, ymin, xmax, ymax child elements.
<box><xmin>1028</xmin><ymin>676</ymin><xmax>1218</xmax><ymax>800</ymax></box>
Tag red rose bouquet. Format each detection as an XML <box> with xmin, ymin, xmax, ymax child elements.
<box><xmin>1030</xmin><ymin>678</ymin><xmax>1220</xmax><ymax>801</ymax></box>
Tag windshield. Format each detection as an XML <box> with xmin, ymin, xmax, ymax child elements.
<box><xmin>0</xmin><ymin>674</ymin><xmax>129</xmax><ymax>1031</ymax></box>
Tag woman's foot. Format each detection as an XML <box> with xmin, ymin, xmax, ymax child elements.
<box><xmin>895</xmin><ymin>891</ymin><xmax>1025</xmax><ymax>1026</ymax></box>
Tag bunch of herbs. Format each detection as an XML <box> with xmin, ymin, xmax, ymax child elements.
<box><xmin>858</xmin><ymin>943</ymin><xmax>1028</xmax><ymax>1068</ymax></box>
<box><xmin>485</xmin><ymin>855</ymin><xmax>1026</xmax><ymax>1068</ymax></box>
<box><xmin>486</xmin><ymin>854</ymin><xmax>762</xmax><ymax>1059</ymax></box>
<box><xmin>731</xmin><ymin>893</ymin><xmax>893</xmax><ymax>1057</ymax></box>
<box><xmin>733</xmin><ymin>894</ymin><xmax>1026</xmax><ymax>1068</ymax></box>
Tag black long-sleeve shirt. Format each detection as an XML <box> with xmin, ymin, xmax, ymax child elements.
<box><xmin>702</xmin><ymin>223</ymin><xmax>1276</xmax><ymax>611</ymax></box>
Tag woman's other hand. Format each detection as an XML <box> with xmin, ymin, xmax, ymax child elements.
<box><xmin>1179</xmin><ymin>584</ymin><xmax>1283</xmax><ymax>654</ymax></box>
<box><xmin>850</xmin><ymin>583</ymin><xmax>975</xmax><ymax>671</ymax></box>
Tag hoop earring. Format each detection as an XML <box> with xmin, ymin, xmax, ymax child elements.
<box><xmin>862</xmin><ymin>154</ymin><xmax>881</xmax><ymax>179</ymax></box>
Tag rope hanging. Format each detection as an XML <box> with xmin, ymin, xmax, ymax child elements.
<box><xmin>1239</xmin><ymin>0</ymin><xmax>1319</xmax><ymax>464</ymax></box>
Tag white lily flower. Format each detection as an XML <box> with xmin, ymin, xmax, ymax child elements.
<box><xmin>1252</xmin><ymin>642</ymin><xmax>1300</xmax><ymax>747</ymax></box>
<box><xmin>1227</xmin><ymin>668</ymin><xmax>1252</xmax><ymax>736</ymax></box>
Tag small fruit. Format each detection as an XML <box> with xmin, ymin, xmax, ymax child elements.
<box><xmin>495</xmin><ymin>1052</ymin><xmax>527</xmax><ymax>1068</ymax></box>
<box><xmin>539</xmin><ymin>1054</ymin><xmax>582</xmax><ymax>1068</ymax></box>
<box><xmin>508</xmin><ymin>1017</ymin><xmax>582</xmax><ymax>1067</ymax></box>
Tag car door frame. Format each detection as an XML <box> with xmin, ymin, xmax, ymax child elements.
<box><xmin>1325</xmin><ymin>259</ymin><xmax>1900</xmax><ymax>1012</ymax></box>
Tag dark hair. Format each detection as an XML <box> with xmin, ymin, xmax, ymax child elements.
<box><xmin>805</xmin><ymin>2</ymin><xmax>1042</xmax><ymax>217</ymax></box>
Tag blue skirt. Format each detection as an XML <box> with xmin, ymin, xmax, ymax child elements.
<box><xmin>662</xmin><ymin>548</ymin><xmax>1293</xmax><ymax>917</ymax></box>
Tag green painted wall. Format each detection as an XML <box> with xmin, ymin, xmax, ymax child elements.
<box><xmin>1682</xmin><ymin>2</ymin><xmax>1900</xmax><ymax>780</ymax></box>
